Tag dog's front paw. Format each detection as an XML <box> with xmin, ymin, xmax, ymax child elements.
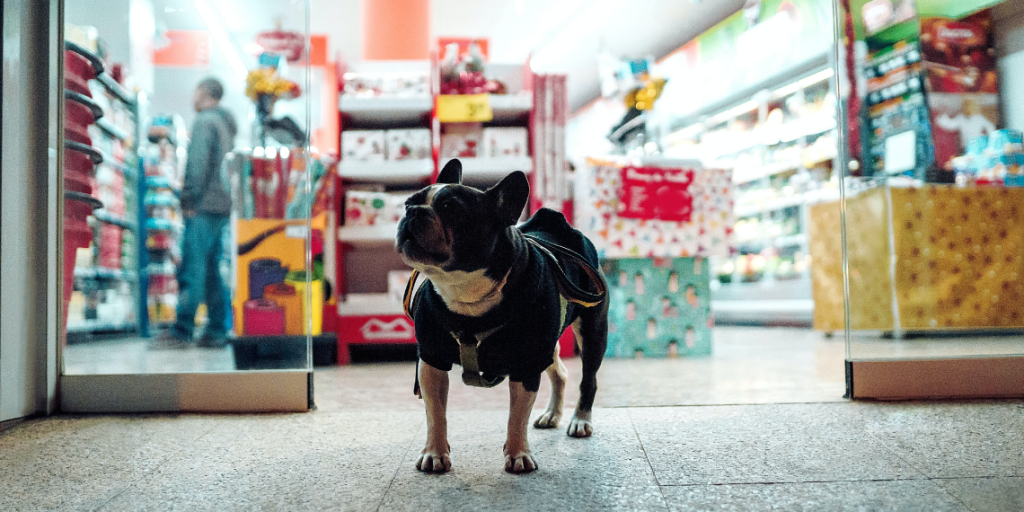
<box><xmin>416</xmin><ymin>446</ymin><xmax>452</xmax><ymax>473</ymax></box>
<box><xmin>503</xmin><ymin>448</ymin><xmax>538</xmax><ymax>474</ymax></box>
<box><xmin>567</xmin><ymin>411</ymin><xmax>594</xmax><ymax>438</ymax></box>
<box><xmin>533</xmin><ymin>410</ymin><xmax>562</xmax><ymax>429</ymax></box>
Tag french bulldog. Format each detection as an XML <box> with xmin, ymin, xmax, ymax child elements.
<box><xmin>395</xmin><ymin>159</ymin><xmax>609</xmax><ymax>474</ymax></box>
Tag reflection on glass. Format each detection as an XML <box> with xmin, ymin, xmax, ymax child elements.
<box><xmin>61</xmin><ymin>0</ymin><xmax>315</xmax><ymax>374</ymax></box>
<box><xmin>830</xmin><ymin>0</ymin><xmax>1024</xmax><ymax>360</ymax></box>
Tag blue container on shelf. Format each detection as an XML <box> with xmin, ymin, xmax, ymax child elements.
<box><xmin>248</xmin><ymin>258</ymin><xmax>287</xmax><ymax>301</ymax></box>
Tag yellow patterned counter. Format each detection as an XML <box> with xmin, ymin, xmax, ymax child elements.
<box><xmin>809</xmin><ymin>186</ymin><xmax>1024</xmax><ymax>332</ymax></box>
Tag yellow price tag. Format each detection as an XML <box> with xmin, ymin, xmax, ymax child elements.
<box><xmin>436</xmin><ymin>94</ymin><xmax>493</xmax><ymax>123</ymax></box>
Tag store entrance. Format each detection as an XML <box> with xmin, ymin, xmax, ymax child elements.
<box><xmin>58</xmin><ymin>0</ymin><xmax>320</xmax><ymax>412</ymax></box>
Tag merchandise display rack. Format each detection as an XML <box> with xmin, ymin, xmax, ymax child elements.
<box><xmin>659</xmin><ymin>62</ymin><xmax>840</xmax><ymax>323</ymax></box>
<box><xmin>330</xmin><ymin>56</ymin><xmax>553</xmax><ymax>364</ymax></box>
<box><xmin>140</xmin><ymin>115</ymin><xmax>188</xmax><ymax>336</ymax></box>
<box><xmin>65</xmin><ymin>40</ymin><xmax>142</xmax><ymax>340</ymax></box>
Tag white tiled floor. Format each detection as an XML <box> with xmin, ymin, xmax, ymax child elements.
<box><xmin>6</xmin><ymin>327</ymin><xmax>1021</xmax><ymax>511</ymax></box>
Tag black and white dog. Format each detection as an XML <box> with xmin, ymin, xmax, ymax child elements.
<box><xmin>395</xmin><ymin>159</ymin><xmax>609</xmax><ymax>474</ymax></box>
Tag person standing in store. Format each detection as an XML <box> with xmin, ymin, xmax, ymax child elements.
<box><xmin>156</xmin><ymin>77</ymin><xmax>238</xmax><ymax>349</ymax></box>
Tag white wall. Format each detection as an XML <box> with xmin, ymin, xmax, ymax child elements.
<box><xmin>995</xmin><ymin>0</ymin><xmax>1024</xmax><ymax>131</ymax></box>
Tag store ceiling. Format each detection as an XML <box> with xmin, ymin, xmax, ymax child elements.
<box><xmin>72</xmin><ymin>0</ymin><xmax>744</xmax><ymax>116</ymax></box>
<box><xmin>223</xmin><ymin>0</ymin><xmax>746</xmax><ymax>113</ymax></box>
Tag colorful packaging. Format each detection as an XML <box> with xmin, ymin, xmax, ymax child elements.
<box><xmin>965</xmin><ymin>136</ymin><xmax>989</xmax><ymax>156</ymax></box>
<box><xmin>387</xmin><ymin>270</ymin><xmax>413</xmax><ymax>303</ymax></box>
<box><xmin>440</xmin><ymin>123</ymin><xmax>483</xmax><ymax>159</ymax></box>
<box><xmin>341</xmin><ymin>130</ymin><xmax>386</xmax><ymax>162</ymax></box>
<box><xmin>385</xmin><ymin>129</ymin><xmax>431</xmax><ymax>160</ymax></box>
<box><xmin>344</xmin><ymin>191</ymin><xmax>409</xmax><ymax>226</ymax></box>
<box><xmin>482</xmin><ymin>127</ymin><xmax>529</xmax><ymax>158</ymax></box>
<box><xmin>988</xmin><ymin>129</ymin><xmax>1023</xmax><ymax>154</ymax></box>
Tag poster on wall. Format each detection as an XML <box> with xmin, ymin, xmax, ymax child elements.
<box><xmin>920</xmin><ymin>10</ymin><xmax>999</xmax><ymax>169</ymax></box>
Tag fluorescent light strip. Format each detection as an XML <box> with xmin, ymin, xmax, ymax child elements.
<box><xmin>194</xmin><ymin>0</ymin><xmax>248</xmax><ymax>79</ymax></box>
<box><xmin>771</xmin><ymin>68</ymin><xmax>835</xmax><ymax>99</ymax></box>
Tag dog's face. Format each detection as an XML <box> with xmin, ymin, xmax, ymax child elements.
<box><xmin>396</xmin><ymin>159</ymin><xmax>530</xmax><ymax>274</ymax></box>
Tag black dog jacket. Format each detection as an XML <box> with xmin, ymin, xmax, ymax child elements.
<box><xmin>408</xmin><ymin>208</ymin><xmax>604</xmax><ymax>393</ymax></box>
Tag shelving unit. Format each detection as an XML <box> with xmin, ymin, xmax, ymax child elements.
<box><xmin>65</xmin><ymin>41</ymin><xmax>141</xmax><ymax>341</ymax></box>
<box><xmin>330</xmin><ymin>57</ymin><xmax>555</xmax><ymax>363</ymax></box>
<box><xmin>140</xmin><ymin>115</ymin><xmax>188</xmax><ymax>334</ymax></box>
<box><xmin>659</xmin><ymin>65</ymin><xmax>839</xmax><ymax>324</ymax></box>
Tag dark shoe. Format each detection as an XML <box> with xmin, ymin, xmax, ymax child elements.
<box><xmin>151</xmin><ymin>330</ymin><xmax>191</xmax><ymax>350</ymax></box>
<box><xmin>196</xmin><ymin>333</ymin><xmax>229</xmax><ymax>349</ymax></box>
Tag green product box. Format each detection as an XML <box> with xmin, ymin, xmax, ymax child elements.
<box><xmin>601</xmin><ymin>257</ymin><xmax>712</xmax><ymax>358</ymax></box>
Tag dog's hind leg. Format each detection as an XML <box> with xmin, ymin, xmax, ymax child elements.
<box><xmin>533</xmin><ymin>341</ymin><xmax>568</xmax><ymax>429</ymax></box>
<box><xmin>567</xmin><ymin>300</ymin><xmax>608</xmax><ymax>438</ymax></box>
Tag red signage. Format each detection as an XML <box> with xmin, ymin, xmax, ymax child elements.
<box><xmin>618</xmin><ymin>166</ymin><xmax>695</xmax><ymax>222</ymax></box>
<box><xmin>256</xmin><ymin>30</ymin><xmax>305</xmax><ymax>61</ymax></box>
<box><xmin>153</xmin><ymin>30</ymin><xmax>210</xmax><ymax>67</ymax></box>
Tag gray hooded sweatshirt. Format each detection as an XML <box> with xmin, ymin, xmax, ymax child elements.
<box><xmin>181</xmin><ymin>106</ymin><xmax>238</xmax><ymax>216</ymax></box>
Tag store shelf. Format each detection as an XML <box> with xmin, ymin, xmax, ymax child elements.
<box><xmin>488</xmin><ymin>94</ymin><xmax>532</xmax><ymax>122</ymax></box>
<box><xmin>734</xmin><ymin>188</ymin><xmax>840</xmax><ymax>218</ymax></box>
<box><xmin>96</xmin><ymin>118</ymin><xmax>130</xmax><ymax>142</ymax></box>
<box><xmin>98</xmin><ymin>149</ymin><xmax>132</xmax><ymax>176</ymax></box>
<box><xmin>339</xmin><ymin>158</ymin><xmax>433</xmax><ymax>184</ymax></box>
<box><xmin>75</xmin><ymin>267</ymin><xmax>138</xmax><ymax>281</ymax></box>
<box><xmin>733</xmin><ymin>159</ymin><xmax>802</xmax><ymax>185</ymax></box>
<box><xmin>338</xmin><ymin>223</ymin><xmax>399</xmax><ymax>244</ymax></box>
<box><xmin>94</xmin><ymin>209</ymin><xmax>135</xmax><ymax>230</ymax></box>
<box><xmin>459</xmin><ymin>156</ymin><xmax>533</xmax><ymax>181</ymax></box>
<box><xmin>97</xmin><ymin>74</ymin><xmax>134</xmax><ymax>105</ymax></box>
<box><xmin>339</xmin><ymin>95</ymin><xmax>433</xmax><ymax>125</ymax></box>
<box><xmin>337</xmin><ymin>293</ymin><xmax>405</xmax><ymax>316</ymax></box>
<box><xmin>735</xmin><ymin>233</ymin><xmax>807</xmax><ymax>248</ymax></box>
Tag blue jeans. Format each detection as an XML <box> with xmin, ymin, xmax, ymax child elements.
<box><xmin>172</xmin><ymin>213</ymin><xmax>229</xmax><ymax>339</ymax></box>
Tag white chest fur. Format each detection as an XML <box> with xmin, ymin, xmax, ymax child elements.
<box><xmin>415</xmin><ymin>266</ymin><xmax>506</xmax><ymax>317</ymax></box>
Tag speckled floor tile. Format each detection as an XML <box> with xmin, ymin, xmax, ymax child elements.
<box><xmin>315</xmin><ymin>327</ymin><xmax>847</xmax><ymax>413</ymax></box>
<box><xmin>661</xmin><ymin>480</ymin><xmax>969</xmax><ymax>512</ymax></box>
<box><xmin>934</xmin><ymin>477</ymin><xmax>1024</xmax><ymax>511</ymax></box>
<box><xmin>859</xmin><ymin>401</ymin><xmax>1024</xmax><ymax>479</ymax></box>
<box><xmin>0</xmin><ymin>414</ymin><xmax>222</xmax><ymax>511</ymax></box>
<box><xmin>97</xmin><ymin>411</ymin><xmax>423</xmax><ymax>511</ymax></box>
<box><xmin>377</xmin><ymin>408</ymin><xmax>669</xmax><ymax>512</ymax></box>
<box><xmin>630</xmin><ymin>404</ymin><xmax>926</xmax><ymax>486</ymax></box>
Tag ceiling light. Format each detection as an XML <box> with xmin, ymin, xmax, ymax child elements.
<box><xmin>193</xmin><ymin>0</ymin><xmax>248</xmax><ymax>79</ymax></box>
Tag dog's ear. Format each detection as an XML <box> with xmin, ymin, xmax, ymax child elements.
<box><xmin>436</xmin><ymin>159</ymin><xmax>463</xmax><ymax>185</ymax></box>
<box><xmin>486</xmin><ymin>171</ymin><xmax>530</xmax><ymax>226</ymax></box>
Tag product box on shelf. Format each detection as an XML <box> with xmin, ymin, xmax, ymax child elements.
<box><xmin>440</xmin><ymin>123</ymin><xmax>483</xmax><ymax>159</ymax></box>
<box><xmin>385</xmin><ymin>129</ymin><xmax>431</xmax><ymax>161</ymax></box>
<box><xmin>341</xmin><ymin>130</ymin><xmax>386</xmax><ymax>162</ymax></box>
<box><xmin>602</xmin><ymin>257</ymin><xmax>712</xmax><ymax>358</ymax></box>
<box><xmin>344</xmin><ymin>191</ymin><xmax>408</xmax><ymax>227</ymax></box>
<box><xmin>482</xmin><ymin>127</ymin><xmax>528</xmax><ymax>158</ymax></box>
<box><xmin>387</xmin><ymin>270</ymin><xmax>413</xmax><ymax>303</ymax></box>
<box><xmin>342</xmin><ymin>73</ymin><xmax>429</xmax><ymax>98</ymax></box>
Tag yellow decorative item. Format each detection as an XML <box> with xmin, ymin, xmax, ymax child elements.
<box><xmin>245</xmin><ymin>68</ymin><xmax>300</xmax><ymax>101</ymax></box>
<box><xmin>625</xmin><ymin>76</ymin><xmax>666</xmax><ymax>111</ymax></box>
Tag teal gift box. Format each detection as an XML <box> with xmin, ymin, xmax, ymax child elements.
<box><xmin>601</xmin><ymin>257</ymin><xmax>712</xmax><ymax>358</ymax></box>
